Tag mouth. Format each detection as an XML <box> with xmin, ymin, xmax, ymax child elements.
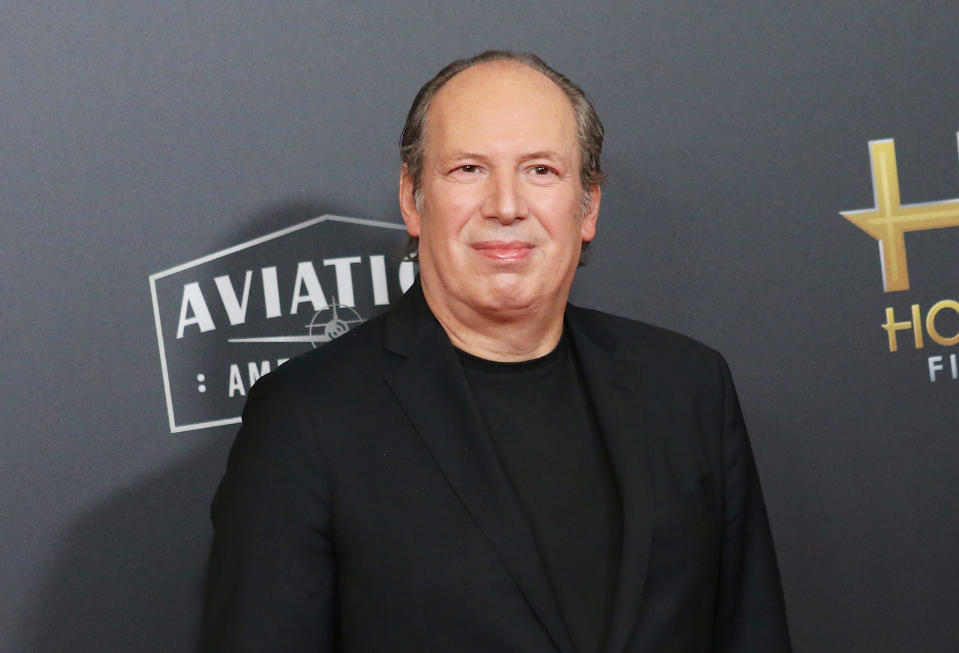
<box><xmin>471</xmin><ymin>240</ymin><xmax>534</xmax><ymax>262</ymax></box>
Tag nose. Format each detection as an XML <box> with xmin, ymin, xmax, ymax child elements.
<box><xmin>481</xmin><ymin>171</ymin><xmax>527</xmax><ymax>224</ymax></box>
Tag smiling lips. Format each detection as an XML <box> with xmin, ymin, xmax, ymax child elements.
<box><xmin>472</xmin><ymin>240</ymin><xmax>534</xmax><ymax>261</ymax></box>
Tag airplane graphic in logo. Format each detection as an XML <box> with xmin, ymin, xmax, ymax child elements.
<box><xmin>228</xmin><ymin>299</ymin><xmax>364</xmax><ymax>347</ymax></box>
<box><xmin>840</xmin><ymin>134</ymin><xmax>959</xmax><ymax>292</ymax></box>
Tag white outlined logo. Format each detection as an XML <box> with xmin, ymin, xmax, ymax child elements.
<box><xmin>150</xmin><ymin>215</ymin><xmax>413</xmax><ymax>433</ymax></box>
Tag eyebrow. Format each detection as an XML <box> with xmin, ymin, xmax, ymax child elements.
<box><xmin>449</xmin><ymin>151</ymin><xmax>488</xmax><ymax>162</ymax></box>
<box><xmin>521</xmin><ymin>150</ymin><xmax>563</xmax><ymax>162</ymax></box>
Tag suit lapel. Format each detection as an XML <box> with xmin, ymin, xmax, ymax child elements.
<box><xmin>566</xmin><ymin>308</ymin><xmax>655</xmax><ymax>653</ymax></box>
<box><xmin>383</xmin><ymin>284</ymin><xmax>577</xmax><ymax>653</ymax></box>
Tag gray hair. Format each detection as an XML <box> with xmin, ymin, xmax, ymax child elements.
<box><xmin>399</xmin><ymin>50</ymin><xmax>606</xmax><ymax>264</ymax></box>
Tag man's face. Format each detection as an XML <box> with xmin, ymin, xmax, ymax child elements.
<box><xmin>400</xmin><ymin>61</ymin><xmax>599</xmax><ymax>321</ymax></box>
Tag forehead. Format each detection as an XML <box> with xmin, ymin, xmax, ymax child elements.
<box><xmin>425</xmin><ymin>61</ymin><xmax>578</xmax><ymax>157</ymax></box>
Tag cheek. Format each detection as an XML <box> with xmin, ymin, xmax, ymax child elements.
<box><xmin>449</xmin><ymin>187</ymin><xmax>486</xmax><ymax>216</ymax></box>
<box><xmin>422</xmin><ymin>189</ymin><xmax>478</xmax><ymax>236</ymax></box>
<box><xmin>538</xmin><ymin>198</ymin><xmax>585</xmax><ymax>243</ymax></box>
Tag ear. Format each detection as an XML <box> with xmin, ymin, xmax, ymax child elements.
<box><xmin>580</xmin><ymin>184</ymin><xmax>601</xmax><ymax>242</ymax></box>
<box><xmin>399</xmin><ymin>164</ymin><xmax>421</xmax><ymax>237</ymax></box>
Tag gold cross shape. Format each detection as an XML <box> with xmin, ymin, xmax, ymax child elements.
<box><xmin>840</xmin><ymin>136</ymin><xmax>959</xmax><ymax>292</ymax></box>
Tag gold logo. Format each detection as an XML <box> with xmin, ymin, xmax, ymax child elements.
<box><xmin>840</xmin><ymin>136</ymin><xmax>959</xmax><ymax>292</ymax></box>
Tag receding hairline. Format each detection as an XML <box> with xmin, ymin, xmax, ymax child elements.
<box><xmin>417</xmin><ymin>60</ymin><xmax>581</xmax><ymax>168</ymax></box>
<box><xmin>433</xmin><ymin>58</ymin><xmax>572</xmax><ymax>96</ymax></box>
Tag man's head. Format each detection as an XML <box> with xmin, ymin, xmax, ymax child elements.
<box><xmin>398</xmin><ymin>51</ymin><xmax>605</xmax><ymax>325</ymax></box>
<box><xmin>400</xmin><ymin>51</ymin><xmax>606</xmax><ymax>221</ymax></box>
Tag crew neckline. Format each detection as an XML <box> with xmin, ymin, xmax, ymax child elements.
<box><xmin>454</xmin><ymin>329</ymin><xmax>569</xmax><ymax>373</ymax></box>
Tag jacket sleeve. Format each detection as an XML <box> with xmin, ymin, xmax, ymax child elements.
<box><xmin>712</xmin><ymin>354</ymin><xmax>793</xmax><ymax>652</ymax></box>
<box><xmin>198</xmin><ymin>373</ymin><xmax>334</xmax><ymax>653</ymax></box>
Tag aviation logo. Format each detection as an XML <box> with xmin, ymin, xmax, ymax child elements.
<box><xmin>150</xmin><ymin>215</ymin><xmax>414</xmax><ymax>432</ymax></box>
<box><xmin>841</xmin><ymin>134</ymin><xmax>959</xmax><ymax>381</ymax></box>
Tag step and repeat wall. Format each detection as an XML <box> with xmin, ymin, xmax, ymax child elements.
<box><xmin>3</xmin><ymin>2</ymin><xmax>957</xmax><ymax>651</ymax></box>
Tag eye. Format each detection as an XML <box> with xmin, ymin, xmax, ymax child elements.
<box><xmin>531</xmin><ymin>165</ymin><xmax>555</xmax><ymax>176</ymax></box>
<box><xmin>458</xmin><ymin>164</ymin><xmax>479</xmax><ymax>173</ymax></box>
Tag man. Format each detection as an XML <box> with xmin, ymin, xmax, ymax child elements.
<box><xmin>200</xmin><ymin>51</ymin><xmax>792</xmax><ymax>652</ymax></box>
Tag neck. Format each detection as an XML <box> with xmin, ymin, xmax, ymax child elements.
<box><xmin>421</xmin><ymin>279</ymin><xmax>567</xmax><ymax>362</ymax></box>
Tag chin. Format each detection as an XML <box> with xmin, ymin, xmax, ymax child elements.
<box><xmin>475</xmin><ymin>279</ymin><xmax>541</xmax><ymax>313</ymax></box>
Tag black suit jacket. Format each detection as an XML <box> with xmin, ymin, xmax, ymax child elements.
<box><xmin>200</xmin><ymin>282</ymin><xmax>791</xmax><ymax>652</ymax></box>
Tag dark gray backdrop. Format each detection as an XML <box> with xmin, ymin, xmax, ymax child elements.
<box><xmin>3</xmin><ymin>2</ymin><xmax>958</xmax><ymax>651</ymax></box>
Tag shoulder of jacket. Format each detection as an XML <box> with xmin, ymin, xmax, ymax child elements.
<box><xmin>568</xmin><ymin>304</ymin><xmax>721</xmax><ymax>362</ymax></box>
<box><xmin>246</xmin><ymin>309</ymin><xmax>390</xmax><ymax>400</ymax></box>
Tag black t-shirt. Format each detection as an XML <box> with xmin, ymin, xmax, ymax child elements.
<box><xmin>456</xmin><ymin>331</ymin><xmax>622</xmax><ymax>653</ymax></box>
